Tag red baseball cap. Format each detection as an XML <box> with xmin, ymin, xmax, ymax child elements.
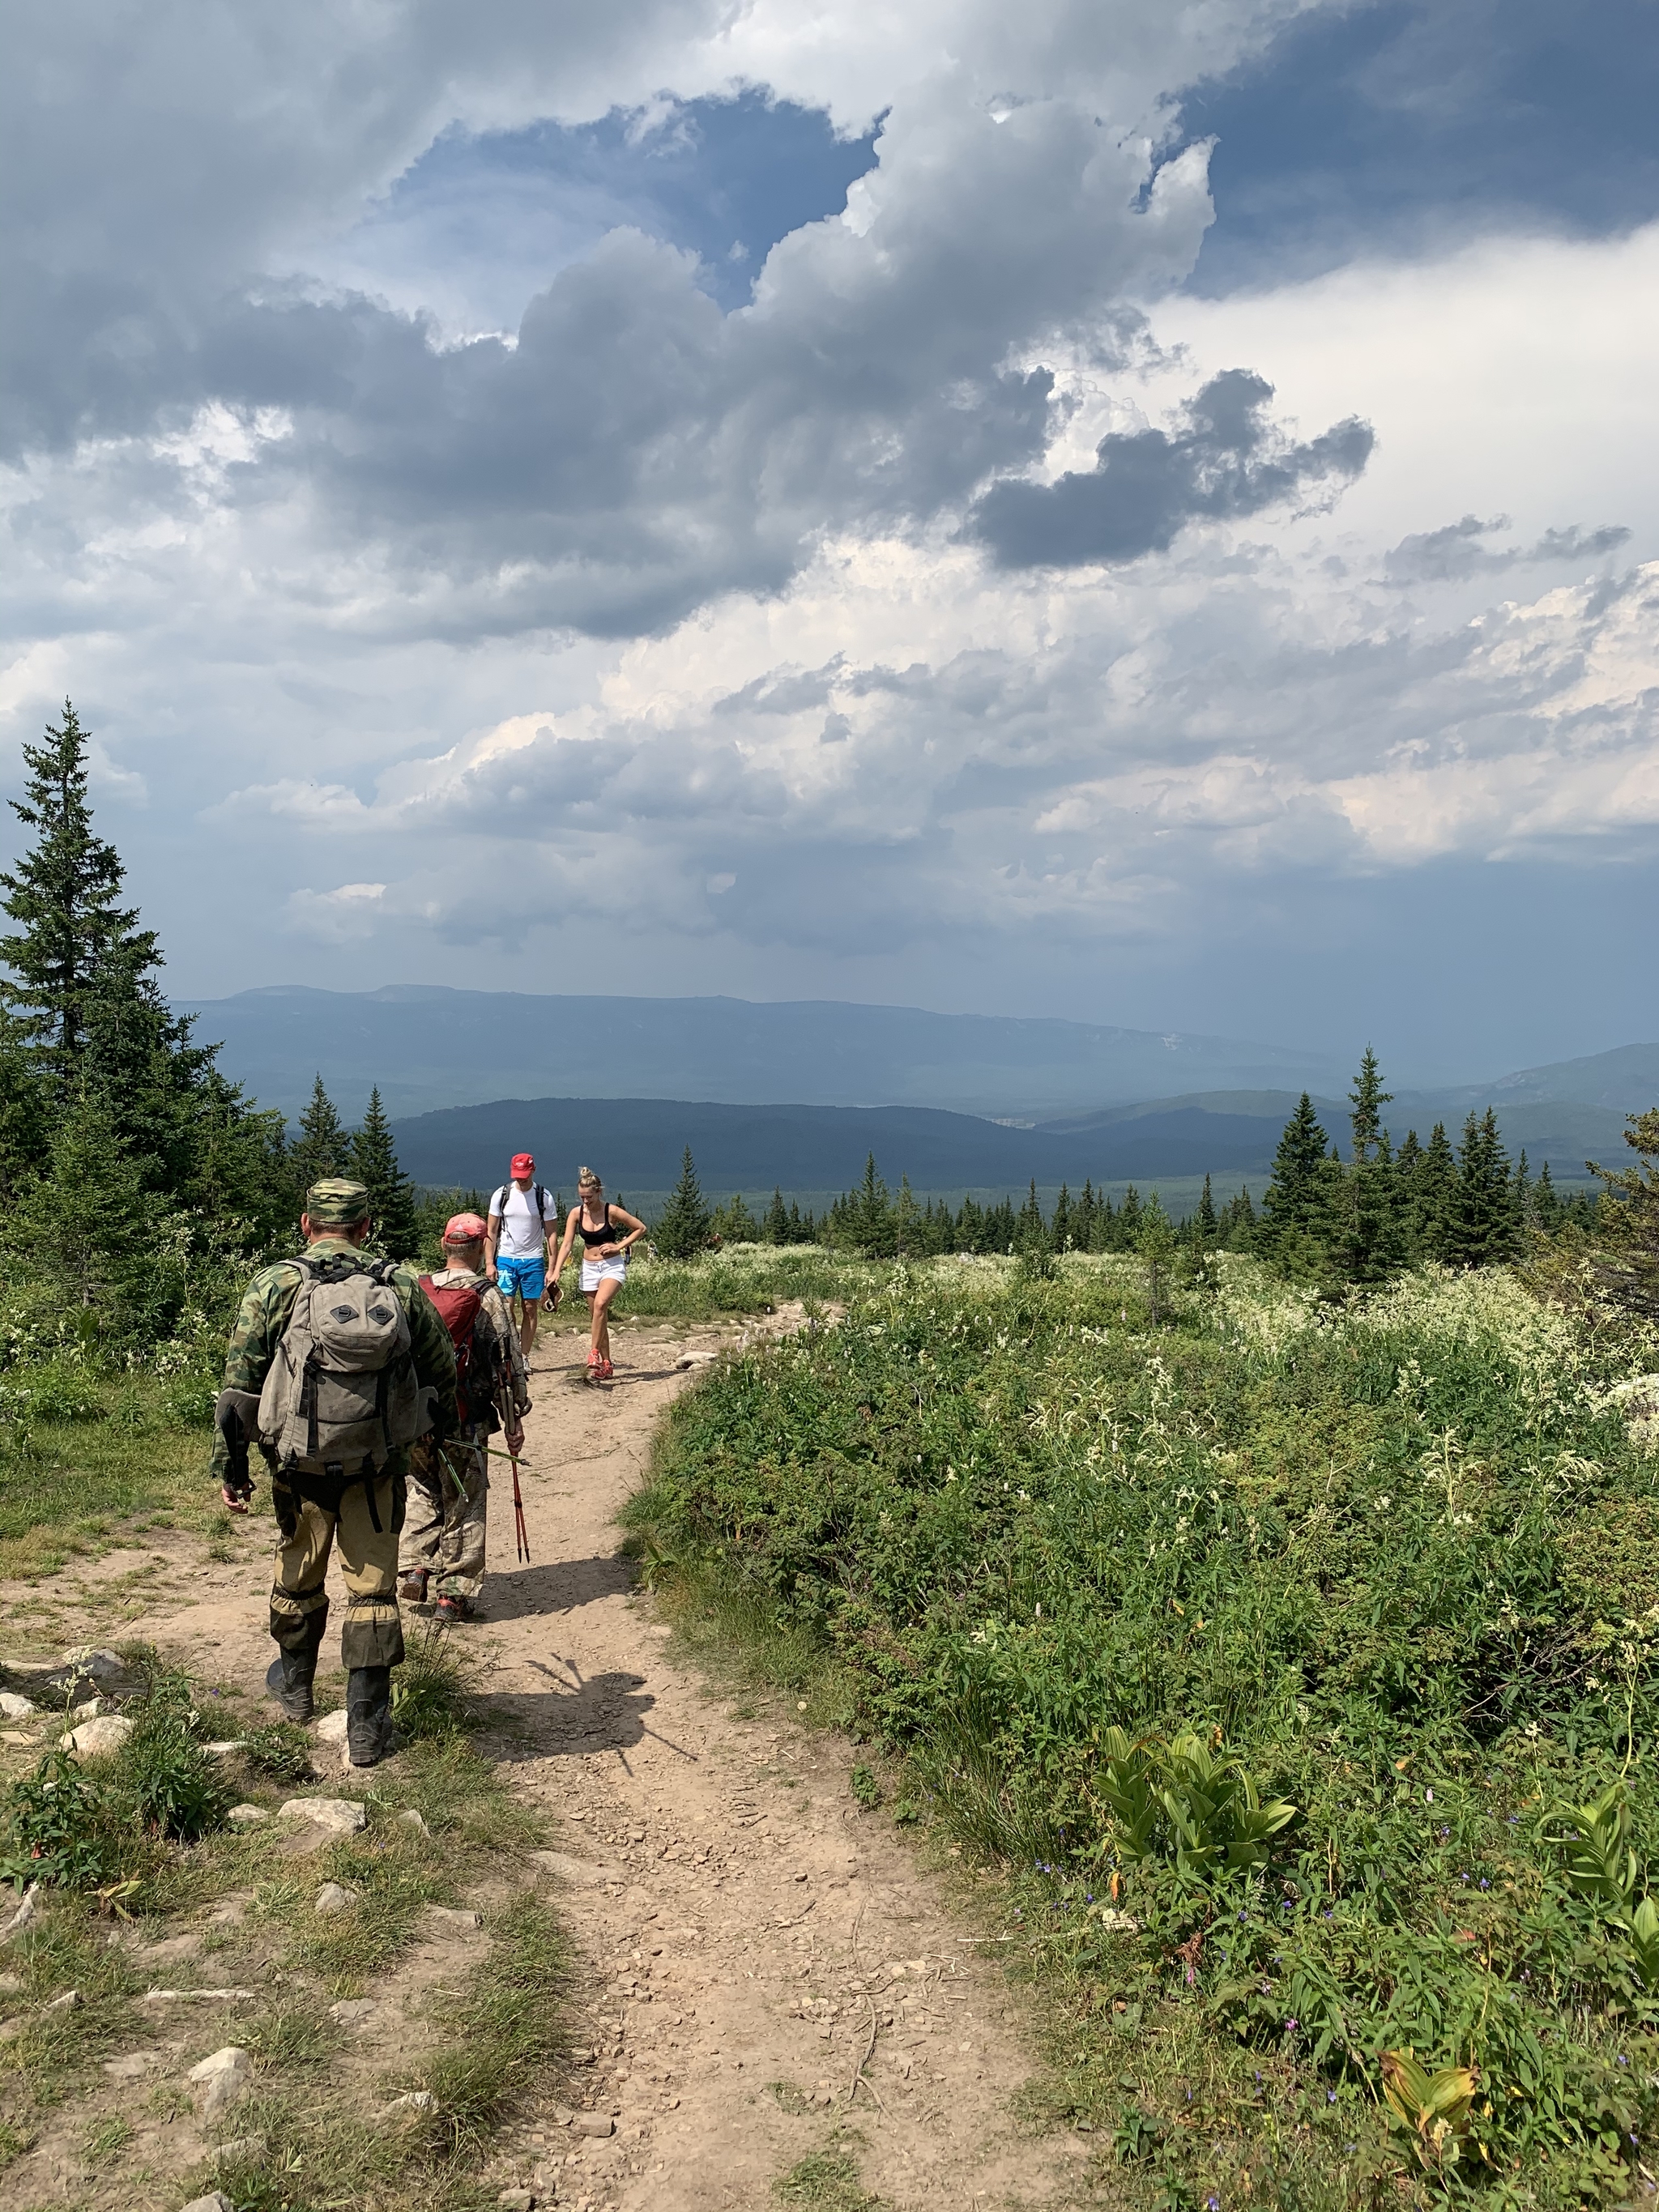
<box><xmin>443</xmin><ymin>1212</ymin><xmax>488</xmax><ymax>1245</ymax></box>
<box><xmin>510</xmin><ymin>1152</ymin><xmax>535</xmax><ymax>1176</ymax></box>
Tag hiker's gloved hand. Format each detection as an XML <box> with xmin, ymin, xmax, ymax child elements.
<box><xmin>506</xmin><ymin>1422</ymin><xmax>525</xmax><ymax>1454</ymax></box>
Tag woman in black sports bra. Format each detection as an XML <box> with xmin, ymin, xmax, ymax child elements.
<box><xmin>550</xmin><ymin>1166</ymin><xmax>646</xmax><ymax>1380</ymax></box>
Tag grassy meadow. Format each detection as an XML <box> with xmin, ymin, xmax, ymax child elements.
<box><xmin>628</xmin><ymin>1249</ymin><xmax>1659</xmax><ymax>2207</ymax></box>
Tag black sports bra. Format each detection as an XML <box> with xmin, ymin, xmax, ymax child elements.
<box><xmin>576</xmin><ymin>1204</ymin><xmax>612</xmax><ymax>1250</ymax></box>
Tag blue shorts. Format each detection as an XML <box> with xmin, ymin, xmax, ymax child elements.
<box><xmin>496</xmin><ymin>1252</ymin><xmax>547</xmax><ymax>1304</ymax></box>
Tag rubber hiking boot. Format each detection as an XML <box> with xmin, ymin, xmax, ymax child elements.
<box><xmin>345</xmin><ymin>1664</ymin><xmax>394</xmax><ymax>1768</ymax></box>
<box><xmin>265</xmin><ymin>1649</ymin><xmax>316</xmax><ymax>1724</ymax></box>
<box><xmin>435</xmin><ymin>1593</ymin><xmax>471</xmax><ymax>1624</ymax></box>
<box><xmin>397</xmin><ymin>1570</ymin><xmax>429</xmax><ymax>1605</ymax></box>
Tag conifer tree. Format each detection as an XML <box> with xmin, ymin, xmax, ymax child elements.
<box><xmin>1051</xmin><ymin>1183</ymin><xmax>1073</xmax><ymax>1251</ymax></box>
<box><xmin>893</xmin><ymin>1173</ymin><xmax>920</xmax><ymax>1255</ymax></box>
<box><xmin>712</xmin><ymin>1191</ymin><xmax>759</xmax><ymax>1242</ymax></box>
<box><xmin>348</xmin><ymin>1086</ymin><xmax>420</xmax><ymax>1259</ymax></box>
<box><xmin>1093</xmin><ymin>1188</ymin><xmax>1117</xmax><ymax>1251</ymax></box>
<box><xmin>1138</xmin><ymin>1192</ymin><xmax>1178</xmax><ymax>1324</ymax></box>
<box><xmin>288</xmin><ymin>1075</ymin><xmax>348</xmax><ymax>1196</ymax></box>
<box><xmin>957</xmin><ymin>1194</ymin><xmax>985</xmax><ymax>1251</ymax></box>
<box><xmin>1260</xmin><ymin>1093</ymin><xmax>1331</xmax><ymax>1263</ymax></box>
<box><xmin>1196</xmin><ymin>1174</ymin><xmax>1218</xmax><ymax>1242</ymax></box>
<box><xmin>1118</xmin><ymin>1186</ymin><xmax>1143</xmax><ymax>1247</ymax></box>
<box><xmin>655</xmin><ymin>1145</ymin><xmax>713</xmax><ymax>1259</ymax></box>
<box><xmin>1331</xmin><ymin>1048</ymin><xmax>1403</xmax><ymax>1286</ymax></box>
<box><xmin>1074</xmin><ymin>1178</ymin><xmax>1097</xmax><ymax>1253</ymax></box>
<box><xmin>1413</xmin><ymin>1123</ymin><xmax>1458</xmax><ymax>1262</ymax></box>
<box><xmin>1533</xmin><ymin>1159</ymin><xmax>1562</xmax><ymax>1233</ymax></box>
<box><xmin>984</xmin><ymin>1195</ymin><xmax>1017</xmax><ymax>1251</ymax></box>
<box><xmin>1446</xmin><ymin>1109</ymin><xmax>1520</xmax><ymax>1268</ymax></box>
<box><xmin>0</xmin><ymin>701</ymin><xmax>157</xmax><ymax>1089</ymax></box>
<box><xmin>762</xmin><ymin>1187</ymin><xmax>791</xmax><ymax>1243</ymax></box>
<box><xmin>844</xmin><ymin>1153</ymin><xmax>895</xmax><ymax>1256</ymax></box>
<box><xmin>1015</xmin><ymin>1178</ymin><xmax>1046</xmax><ymax>1253</ymax></box>
<box><xmin>0</xmin><ymin>1008</ymin><xmax>49</xmax><ymax>1200</ymax></box>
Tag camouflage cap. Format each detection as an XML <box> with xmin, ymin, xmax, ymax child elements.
<box><xmin>305</xmin><ymin>1177</ymin><xmax>372</xmax><ymax>1227</ymax></box>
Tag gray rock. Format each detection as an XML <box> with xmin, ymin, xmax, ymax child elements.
<box><xmin>143</xmin><ymin>1987</ymin><xmax>256</xmax><ymax>2005</ymax></box>
<box><xmin>329</xmin><ymin>1997</ymin><xmax>379</xmax><ymax>2028</ymax></box>
<box><xmin>60</xmin><ymin>1713</ymin><xmax>134</xmax><ymax>1758</ymax></box>
<box><xmin>389</xmin><ymin>2088</ymin><xmax>438</xmax><ymax>2112</ymax></box>
<box><xmin>204</xmin><ymin>1740</ymin><xmax>247</xmax><ymax>1757</ymax></box>
<box><xmin>0</xmin><ymin>1973</ymin><xmax>20</xmax><ymax>1994</ymax></box>
<box><xmin>53</xmin><ymin>1647</ymin><xmax>128</xmax><ymax>1690</ymax></box>
<box><xmin>278</xmin><ymin>1796</ymin><xmax>365</xmax><ymax>1835</ymax></box>
<box><xmin>104</xmin><ymin>2049</ymin><xmax>162</xmax><ymax>2080</ymax></box>
<box><xmin>43</xmin><ymin>1987</ymin><xmax>79</xmax><ymax>2012</ymax></box>
<box><xmin>0</xmin><ymin>1693</ymin><xmax>38</xmax><ymax>1720</ymax></box>
<box><xmin>0</xmin><ymin>1886</ymin><xmax>40</xmax><ymax>1942</ymax></box>
<box><xmin>227</xmin><ymin>1805</ymin><xmax>270</xmax><ymax>1826</ymax></box>
<box><xmin>313</xmin><ymin>1882</ymin><xmax>357</xmax><ymax>1916</ymax></box>
<box><xmin>423</xmin><ymin>1904</ymin><xmax>482</xmax><ymax>1932</ymax></box>
<box><xmin>211</xmin><ymin>2133</ymin><xmax>268</xmax><ymax>2165</ymax></box>
<box><xmin>497</xmin><ymin>2191</ymin><xmax>538</xmax><ymax>2209</ymax></box>
<box><xmin>179</xmin><ymin>2193</ymin><xmax>237</xmax><ymax>2212</ymax></box>
<box><xmin>571</xmin><ymin>2112</ymin><xmax>616</xmax><ymax>2137</ymax></box>
<box><xmin>531</xmin><ymin>1850</ymin><xmax>612</xmax><ymax>1888</ymax></box>
<box><xmin>189</xmin><ymin>2044</ymin><xmax>254</xmax><ymax>2120</ymax></box>
<box><xmin>69</xmin><ymin>1695</ymin><xmax>104</xmax><ymax>1720</ymax></box>
<box><xmin>314</xmin><ymin>1707</ymin><xmax>349</xmax><ymax>1744</ymax></box>
<box><xmin>396</xmin><ymin>1809</ymin><xmax>431</xmax><ymax>1837</ymax></box>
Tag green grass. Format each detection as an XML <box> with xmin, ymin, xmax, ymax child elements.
<box><xmin>543</xmin><ymin>1243</ymin><xmax>866</xmax><ymax>1325</ymax></box>
<box><xmin>0</xmin><ymin>1370</ymin><xmax>217</xmax><ymax>1576</ymax></box>
<box><xmin>628</xmin><ymin>1253</ymin><xmax>1659</xmax><ymax>2207</ymax></box>
<box><xmin>772</xmin><ymin>2141</ymin><xmax>890</xmax><ymax>2209</ymax></box>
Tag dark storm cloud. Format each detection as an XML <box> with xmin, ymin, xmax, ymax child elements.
<box><xmin>1182</xmin><ymin>0</ymin><xmax>1659</xmax><ymax>294</ymax></box>
<box><xmin>969</xmin><ymin>369</ymin><xmax>1374</xmax><ymax>570</ymax></box>
<box><xmin>1384</xmin><ymin>514</ymin><xmax>1632</xmax><ymax>585</ymax></box>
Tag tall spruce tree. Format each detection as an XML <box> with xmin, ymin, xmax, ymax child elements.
<box><xmin>1332</xmin><ymin>1048</ymin><xmax>1403</xmax><ymax>1286</ymax></box>
<box><xmin>762</xmin><ymin>1187</ymin><xmax>790</xmax><ymax>1243</ymax></box>
<box><xmin>655</xmin><ymin>1146</ymin><xmax>712</xmax><ymax>1259</ymax></box>
<box><xmin>1260</xmin><ymin>1093</ymin><xmax>1332</xmax><ymax>1266</ymax></box>
<box><xmin>1138</xmin><ymin>1192</ymin><xmax>1178</xmax><ymax>1323</ymax></box>
<box><xmin>288</xmin><ymin>1075</ymin><xmax>348</xmax><ymax>1196</ymax></box>
<box><xmin>0</xmin><ymin>701</ymin><xmax>157</xmax><ymax>1089</ymax></box>
<box><xmin>348</xmin><ymin>1086</ymin><xmax>420</xmax><ymax>1259</ymax></box>
<box><xmin>1196</xmin><ymin>1174</ymin><xmax>1218</xmax><ymax>1242</ymax></box>
<box><xmin>1413</xmin><ymin>1123</ymin><xmax>1458</xmax><ymax>1261</ymax></box>
<box><xmin>893</xmin><ymin>1173</ymin><xmax>920</xmax><ymax>1255</ymax></box>
<box><xmin>1016</xmin><ymin>1178</ymin><xmax>1047</xmax><ymax>1254</ymax></box>
<box><xmin>1447</xmin><ymin>1109</ymin><xmax>1520</xmax><ymax>1268</ymax></box>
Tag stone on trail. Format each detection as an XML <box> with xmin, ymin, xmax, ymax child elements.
<box><xmin>498</xmin><ymin>2190</ymin><xmax>538</xmax><ymax>2209</ymax></box>
<box><xmin>60</xmin><ymin>1713</ymin><xmax>134</xmax><ymax>1758</ymax></box>
<box><xmin>531</xmin><ymin>1849</ymin><xmax>612</xmax><ymax>1888</ymax></box>
<box><xmin>389</xmin><ymin>2089</ymin><xmax>438</xmax><ymax>2112</ymax></box>
<box><xmin>0</xmin><ymin>1693</ymin><xmax>39</xmax><ymax>1719</ymax></box>
<box><xmin>179</xmin><ymin>2193</ymin><xmax>236</xmax><ymax>2212</ymax></box>
<box><xmin>329</xmin><ymin>1997</ymin><xmax>379</xmax><ymax>2028</ymax></box>
<box><xmin>43</xmin><ymin>1987</ymin><xmax>79</xmax><ymax>2012</ymax></box>
<box><xmin>204</xmin><ymin>1740</ymin><xmax>247</xmax><ymax>1757</ymax></box>
<box><xmin>227</xmin><ymin>1805</ymin><xmax>269</xmax><ymax>1826</ymax></box>
<box><xmin>396</xmin><ymin>1809</ymin><xmax>430</xmax><ymax>1836</ymax></box>
<box><xmin>104</xmin><ymin>2049</ymin><xmax>162</xmax><ymax>2081</ymax></box>
<box><xmin>424</xmin><ymin>1903</ymin><xmax>482</xmax><ymax>1932</ymax></box>
<box><xmin>189</xmin><ymin>2045</ymin><xmax>254</xmax><ymax>2120</ymax></box>
<box><xmin>278</xmin><ymin>1796</ymin><xmax>365</xmax><ymax>1834</ymax></box>
<box><xmin>212</xmin><ymin>2133</ymin><xmax>268</xmax><ymax>2164</ymax></box>
<box><xmin>314</xmin><ymin>1708</ymin><xmax>349</xmax><ymax>1744</ymax></box>
<box><xmin>70</xmin><ymin>1695</ymin><xmax>104</xmax><ymax>1720</ymax></box>
<box><xmin>313</xmin><ymin>1882</ymin><xmax>356</xmax><ymax>1916</ymax></box>
<box><xmin>1</xmin><ymin>1886</ymin><xmax>40</xmax><ymax>1942</ymax></box>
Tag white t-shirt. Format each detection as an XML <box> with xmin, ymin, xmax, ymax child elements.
<box><xmin>492</xmin><ymin>1182</ymin><xmax>559</xmax><ymax>1259</ymax></box>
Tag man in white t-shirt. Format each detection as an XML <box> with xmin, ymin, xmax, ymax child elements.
<box><xmin>485</xmin><ymin>1151</ymin><xmax>562</xmax><ymax>1357</ymax></box>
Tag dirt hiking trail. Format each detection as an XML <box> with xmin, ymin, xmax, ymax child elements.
<box><xmin>2</xmin><ymin>1316</ymin><xmax>1092</xmax><ymax>2212</ymax></box>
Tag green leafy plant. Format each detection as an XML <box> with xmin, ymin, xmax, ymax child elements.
<box><xmin>1379</xmin><ymin>2047</ymin><xmax>1481</xmax><ymax>2172</ymax></box>
<box><xmin>240</xmin><ymin>1720</ymin><xmax>317</xmax><ymax>1785</ymax></box>
<box><xmin>1547</xmin><ymin>1779</ymin><xmax>1659</xmax><ymax>1988</ymax></box>
<box><xmin>850</xmin><ymin>1763</ymin><xmax>882</xmax><ymax>1809</ymax></box>
<box><xmin>114</xmin><ymin>1668</ymin><xmax>231</xmax><ymax>1841</ymax></box>
<box><xmin>0</xmin><ymin>1747</ymin><xmax>117</xmax><ymax>1888</ymax></box>
<box><xmin>1097</xmin><ymin>1726</ymin><xmax>1296</xmax><ymax>1879</ymax></box>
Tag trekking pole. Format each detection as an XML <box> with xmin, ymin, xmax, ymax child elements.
<box><xmin>511</xmin><ymin>1448</ymin><xmax>531</xmax><ymax>1564</ymax></box>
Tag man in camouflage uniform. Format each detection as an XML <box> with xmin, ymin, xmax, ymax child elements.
<box><xmin>212</xmin><ymin>1178</ymin><xmax>457</xmax><ymax>1766</ymax></box>
<box><xmin>400</xmin><ymin>1211</ymin><xmax>531</xmax><ymax>1623</ymax></box>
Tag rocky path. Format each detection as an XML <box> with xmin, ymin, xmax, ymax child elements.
<box><xmin>4</xmin><ymin>1316</ymin><xmax>1089</xmax><ymax>2211</ymax></box>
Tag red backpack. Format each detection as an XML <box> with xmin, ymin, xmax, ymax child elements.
<box><xmin>418</xmin><ymin>1276</ymin><xmax>485</xmax><ymax>1426</ymax></box>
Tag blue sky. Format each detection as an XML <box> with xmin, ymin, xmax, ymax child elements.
<box><xmin>4</xmin><ymin>0</ymin><xmax>1658</xmax><ymax>1087</ymax></box>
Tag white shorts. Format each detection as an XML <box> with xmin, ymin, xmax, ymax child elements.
<box><xmin>580</xmin><ymin>1255</ymin><xmax>628</xmax><ymax>1292</ymax></box>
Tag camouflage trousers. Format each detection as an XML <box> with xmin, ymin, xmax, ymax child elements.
<box><xmin>400</xmin><ymin>1426</ymin><xmax>489</xmax><ymax>1601</ymax></box>
<box><xmin>270</xmin><ymin>1464</ymin><xmax>406</xmax><ymax>1671</ymax></box>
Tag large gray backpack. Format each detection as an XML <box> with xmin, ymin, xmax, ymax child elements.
<box><xmin>258</xmin><ymin>1254</ymin><xmax>424</xmax><ymax>1474</ymax></box>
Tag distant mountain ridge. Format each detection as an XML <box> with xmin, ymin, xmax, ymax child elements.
<box><xmin>176</xmin><ymin>983</ymin><xmax>1354</xmax><ymax>1122</ymax></box>
<box><xmin>388</xmin><ymin>1087</ymin><xmax>1631</xmax><ymax>1200</ymax></box>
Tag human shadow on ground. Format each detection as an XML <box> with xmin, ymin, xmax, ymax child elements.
<box><xmin>467</xmin><ymin>1550</ymin><xmax>638</xmax><ymax>1625</ymax></box>
<box><xmin>482</xmin><ymin>1655</ymin><xmax>703</xmax><ymax>1769</ymax></box>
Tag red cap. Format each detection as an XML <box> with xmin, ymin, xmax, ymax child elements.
<box><xmin>443</xmin><ymin>1212</ymin><xmax>488</xmax><ymax>1245</ymax></box>
<box><xmin>510</xmin><ymin>1152</ymin><xmax>535</xmax><ymax>1176</ymax></box>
